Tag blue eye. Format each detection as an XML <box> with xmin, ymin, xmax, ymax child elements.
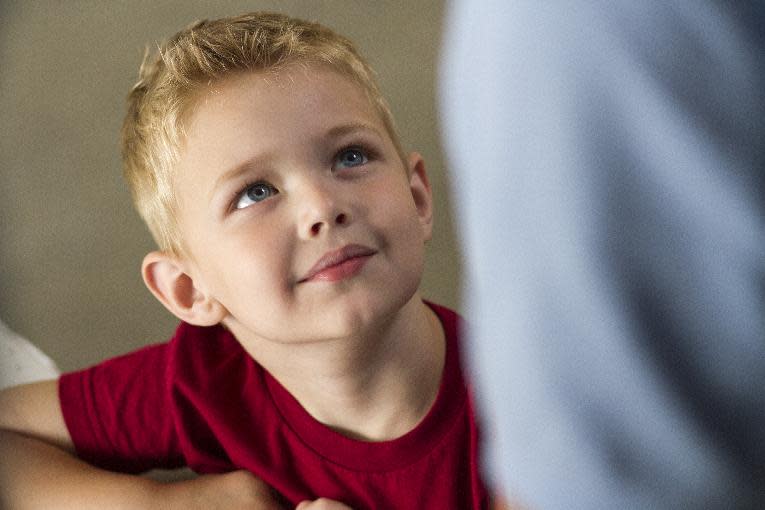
<box><xmin>334</xmin><ymin>148</ymin><xmax>368</xmax><ymax>170</ymax></box>
<box><xmin>235</xmin><ymin>182</ymin><xmax>278</xmax><ymax>209</ymax></box>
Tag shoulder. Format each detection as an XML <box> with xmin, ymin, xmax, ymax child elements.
<box><xmin>423</xmin><ymin>300</ymin><xmax>469</xmax><ymax>388</ymax></box>
<box><xmin>167</xmin><ymin>323</ymin><xmax>263</xmax><ymax>400</ymax></box>
<box><xmin>60</xmin><ymin>322</ymin><xmax>248</xmax><ymax>387</ymax></box>
<box><xmin>423</xmin><ymin>300</ymin><xmax>463</xmax><ymax>342</ymax></box>
<box><xmin>168</xmin><ymin>322</ymin><xmax>252</xmax><ymax>376</ymax></box>
<box><xmin>169</xmin><ymin>321</ymin><xmax>240</xmax><ymax>354</ymax></box>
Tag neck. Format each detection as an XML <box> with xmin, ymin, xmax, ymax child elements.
<box><xmin>239</xmin><ymin>296</ymin><xmax>445</xmax><ymax>441</ymax></box>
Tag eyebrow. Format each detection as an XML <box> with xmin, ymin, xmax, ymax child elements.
<box><xmin>210</xmin><ymin>152</ymin><xmax>274</xmax><ymax>205</ymax></box>
<box><xmin>324</xmin><ymin>122</ymin><xmax>384</xmax><ymax>140</ymax></box>
<box><xmin>209</xmin><ymin>122</ymin><xmax>385</xmax><ymax>203</ymax></box>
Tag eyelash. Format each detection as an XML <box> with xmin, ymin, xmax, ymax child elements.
<box><xmin>228</xmin><ymin>143</ymin><xmax>378</xmax><ymax>212</ymax></box>
<box><xmin>230</xmin><ymin>179</ymin><xmax>273</xmax><ymax>211</ymax></box>
<box><xmin>334</xmin><ymin>143</ymin><xmax>377</xmax><ymax>169</ymax></box>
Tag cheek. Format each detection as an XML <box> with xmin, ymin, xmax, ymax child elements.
<box><xmin>390</xmin><ymin>189</ymin><xmax>426</xmax><ymax>238</ymax></box>
<box><xmin>223</xmin><ymin>230</ymin><xmax>290</xmax><ymax>279</ymax></box>
<box><xmin>195</xmin><ymin>224</ymin><xmax>291</xmax><ymax>296</ymax></box>
<box><xmin>373</xmin><ymin>190</ymin><xmax>427</xmax><ymax>260</ymax></box>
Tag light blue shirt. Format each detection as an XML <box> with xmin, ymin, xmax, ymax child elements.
<box><xmin>440</xmin><ymin>1</ymin><xmax>765</xmax><ymax>508</ymax></box>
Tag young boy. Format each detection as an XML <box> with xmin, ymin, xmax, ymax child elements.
<box><xmin>0</xmin><ymin>12</ymin><xmax>488</xmax><ymax>509</ymax></box>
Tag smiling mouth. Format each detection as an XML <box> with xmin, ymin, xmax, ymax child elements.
<box><xmin>299</xmin><ymin>244</ymin><xmax>377</xmax><ymax>283</ymax></box>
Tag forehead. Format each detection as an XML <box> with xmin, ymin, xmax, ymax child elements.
<box><xmin>186</xmin><ymin>65</ymin><xmax>380</xmax><ymax>143</ymax></box>
<box><xmin>171</xmin><ymin>65</ymin><xmax>393</xmax><ymax>215</ymax></box>
<box><xmin>179</xmin><ymin>66</ymin><xmax>384</xmax><ymax>169</ymax></box>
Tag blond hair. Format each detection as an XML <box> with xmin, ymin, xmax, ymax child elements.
<box><xmin>121</xmin><ymin>12</ymin><xmax>404</xmax><ymax>254</ymax></box>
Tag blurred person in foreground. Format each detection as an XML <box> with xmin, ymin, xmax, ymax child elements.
<box><xmin>440</xmin><ymin>1</ymin><xmax>764</xmax><ymax>508</ymax></box>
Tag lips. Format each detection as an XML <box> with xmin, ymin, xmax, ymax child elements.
<box><xmin>299</xmin><ymin>244</ymin><xmax>377</xmax><ymax>283</ymax></box>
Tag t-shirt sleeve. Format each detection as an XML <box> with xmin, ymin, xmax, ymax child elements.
<box><xmin>59</xmin><ymin>341</ymin><xmax>185</xmax><ymax>473</ymax></box>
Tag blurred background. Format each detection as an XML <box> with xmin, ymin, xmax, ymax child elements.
<box><xmin>0</xmin><ymin>0</ymin><xmax>457</xmax><ymax>372</ymax></box>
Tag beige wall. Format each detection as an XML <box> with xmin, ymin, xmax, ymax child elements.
<box><xmin>0</xmin><ymin>1</ymin><xmax>459</xmax><ymax>372</ymax></box>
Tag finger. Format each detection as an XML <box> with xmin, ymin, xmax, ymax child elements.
<box><xmin>295</xmin><ymin>498</ymin><xmax>353</xmax><ymax>510</ymax></box>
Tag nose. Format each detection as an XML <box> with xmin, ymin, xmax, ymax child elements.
<box><xmin>297</xmin><ymin>180</ymin><xmax>350</xmax><ymax>239</ymax></box>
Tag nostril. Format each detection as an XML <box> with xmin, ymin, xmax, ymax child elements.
<box><xmin>308</xmin><ymin>214</ymin><xmax>346</xmax><ymax>236</ymax></box>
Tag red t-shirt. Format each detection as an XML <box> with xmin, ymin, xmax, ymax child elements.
<box><xmin>59</xmin><ymin>302</ymin><xmax>488</xmax><ymax>508</ymax></box>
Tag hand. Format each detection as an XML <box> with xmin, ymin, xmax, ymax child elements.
<box><xmin>295</xmin><ymin>498</ymin><xmax>353</xmax><ymax>510</ymax></box>
<box><xmin>157</xmin><ymin>470</ymin><xmax>287</xmax><ymax>510</ymax></box>
<box><xmin>491</xmin><ymin>491</ymin><xmax>528</xmax><ymax>510</ymax></box>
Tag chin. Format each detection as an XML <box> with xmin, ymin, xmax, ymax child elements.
<box><xmin>320</xmin><ymin>301</ymin><xmax>383</xmax><ymax>337</ymax></box>
<box><xmin>327</xmin><ymin>286</ymin><xmax>420</xmax><ymax>337</ymax></box>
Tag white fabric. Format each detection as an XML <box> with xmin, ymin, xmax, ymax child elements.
<box><xmin>0</xmin><ymin>320</ymin><xmax>59</xmax><ymax>390</ymax></box>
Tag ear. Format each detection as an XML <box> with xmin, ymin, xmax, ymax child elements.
<box><xmin>406</xmin><ymin>152</ymin><xmax>434</xmax><ymax>241</ymax></box>
<box><xmin>141</xmin><ymin>251</ymin><xmax>227</xmax><ymax>327</ymax></box>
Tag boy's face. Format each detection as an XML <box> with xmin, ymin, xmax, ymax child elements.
<box><xmin>172</xmin><ymin>65</ymin><xmax>432</xmax><ymax>345</ymax></box>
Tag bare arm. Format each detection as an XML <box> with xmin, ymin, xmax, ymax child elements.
<box><xmin>0</xmin><ymin>381</ymin><xmax>285</xmax><ymax>510</ymax></box>
<box><xmin>0</xmin><ymin>380</ymin><xmax>155</xmax><ymax>509</ymax></box>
